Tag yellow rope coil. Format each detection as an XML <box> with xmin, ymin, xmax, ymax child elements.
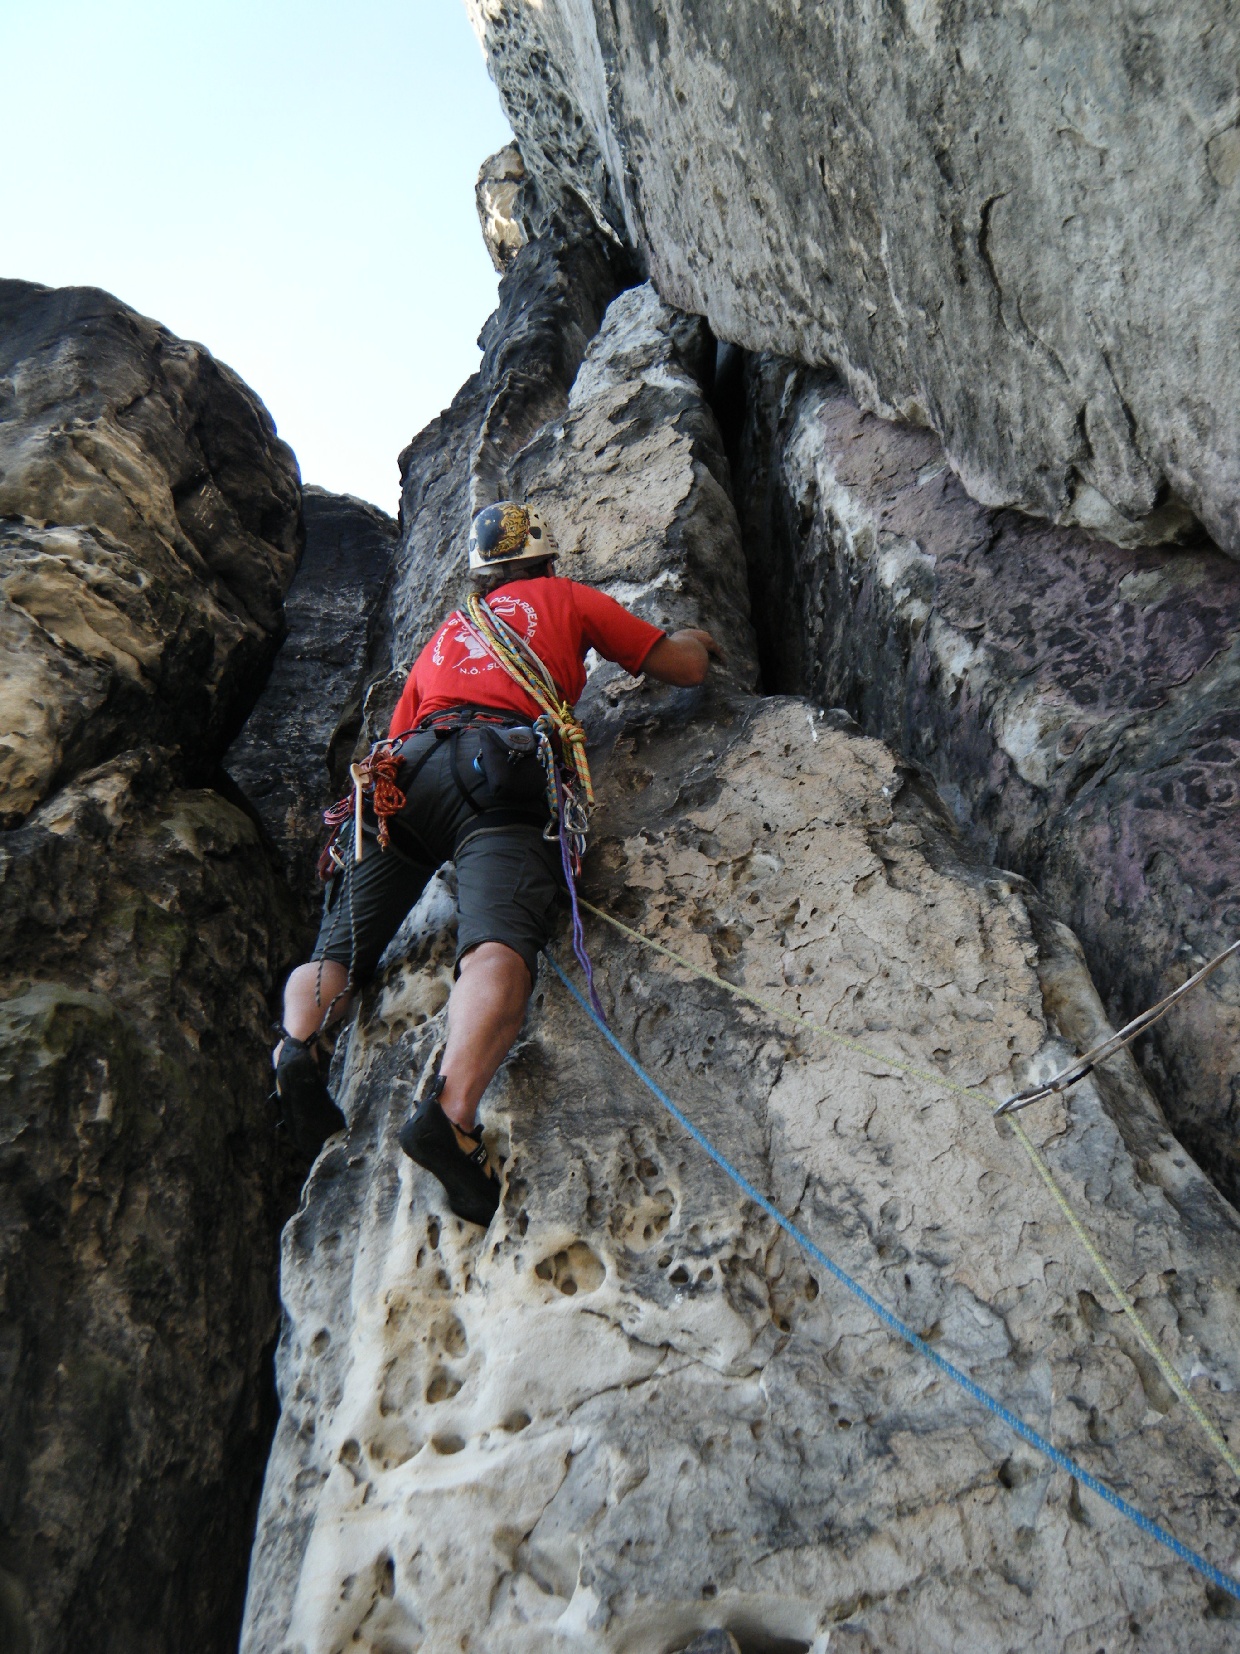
<box><xmin>581</xmin><ymin>898</ymin><xmax>1240</xmax><ymax>1484</ymax></box>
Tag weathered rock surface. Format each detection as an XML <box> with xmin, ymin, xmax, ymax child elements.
<box><xmin>0</xmin><ymin>280</ymin><xmax>302</xmax><ymax>822</ymax></box>
<box><xmin>226</xmin><ymin>485</ymin><xmax>397</xmax><ymax>903</ymax></box>
<box><xmin>737</xmin><ymin>357</ymin><xmax>1240</xmax><ymax>1211</ymax></box>
<box><xmin>242</xmin><ymin>279</ymin><xmax>1240</xmax><ymax>1652</ymax></box>
<box><xmin>467</xmin><ymin>0</ymin><xmax>1240</xmax><ymax>555</ymax></box>
<box><xmin>360</xmin><ymin>194</ymin><xmax>629</xmax><ymax>742</ymax></box>
<box><xmin>476</xmin><ymin>144</ymin><xmax>533</xmax><ymax>273</ymax></box>
<box><xmin>0</xmin><ymin>284</ymin><xmax>304</xmax><ymax>1654</ymax></box>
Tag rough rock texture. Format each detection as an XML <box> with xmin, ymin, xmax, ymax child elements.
<box><xmin>358</xmin><ymin>194</ymin><xmax>630</xmax><ymax>740</ymax></box>
<box><xmin>737</xmin><ymin>357</ymin><xmax>1240</xmax><ymax>1211</ymax></box>
<box><xmin>0</xmin><ymin>280</ymin><xmax>302</xmax><ymax>823</ymax></box>
<box><xmin>225</xmin><ymin>485</ymin><xmax>397</xmax><ymax>904</ymax></box>
<box><xmin>0</xmin><ymin>283</ymin><xmax>304</xmax><ymax>1654</ymax></box>
<box><xmin>476</xmin><ymin>144</ymin><xmax>533</xmax><ymax>272</ymax></box>
<box><xmin>242</xmin><ymin>279</ymin><xmax>1240</xmax><ymax>1652</ymax></box>
<box><xmin>466</xmin><ymin>0</ymin><xmax>1240</xmax><ymax>555</ymax></box>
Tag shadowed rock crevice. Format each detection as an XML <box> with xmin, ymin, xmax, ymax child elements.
<box><xmin>225</xmin><ymin>485</ymin><xmax>398</xmax><ymax>913</ymax></box>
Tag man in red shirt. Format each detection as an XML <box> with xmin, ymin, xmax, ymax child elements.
<box><xmin>274</xmin><ymin>501</ymin><xmax>722</xmax><ymax>1227</ymax></box>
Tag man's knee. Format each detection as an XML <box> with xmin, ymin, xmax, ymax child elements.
<box><xmin>457</xmin><ymin>940</ymin><xmax>533</xmax><ymax>995</ymax></box>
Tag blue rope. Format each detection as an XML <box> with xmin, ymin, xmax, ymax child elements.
<box><xmin>547</xmin><ymin>954</ymin><xmax>1240</xmax><ymax>1604</ymax></box>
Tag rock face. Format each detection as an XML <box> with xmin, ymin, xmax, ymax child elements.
<box><xmin>736</xmin><ymin>357</ymin><xmax>1240</xmax><ymax>1211</ymax></box>
<box><xmin>0</xmin><ymin>280</ymin><xmax>302</xmax><ymax>823</ymax></box>
<box><xmin>225</xmin><ymin>485</ymin><xmax>397</xmax><ymax>904</ymax></box>
<box><xmin>242</xmin><ymin>274</ymin><xmax>1240</xmax><ymax>1650</ymax></box>
<box><xmin>0</xmin><ymin>283</ymin><xmax>304</xmax><ymax>1654</ymax></box>
<box><xmin>362</xmin><ymin>193</ymin><xmax>630</xmax><ymax>742</ymax></box>
<box><xmin>476</xmin><ymin>144</ymin><xmax>532</xmax><ymax>272</ymax></box>
<box><xmin>466</xmin><ymin>0</ymin><xmax>1240</xmax><ymax>556</ymax></box>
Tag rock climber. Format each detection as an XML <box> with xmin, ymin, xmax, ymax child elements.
<box><xmin>273</xmin><ymin>500</ymin><xmax>723</xmax><ymax>1228</ymax></box>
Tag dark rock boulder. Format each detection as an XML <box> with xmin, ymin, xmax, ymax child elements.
<box><xmin>0</xmin><ymin>754</ymin><xmax>301</xmax><ymax>1654</ymax></box>
<box><xmin>0</xmin><ymin>282</ymin><xmax>304</xmax><ymax>1654</ymax></box>
<box><xmin>737</xmin><ymin>355</ymin><xmax>1240</xmax><ymax>1206</ymax></box>
<box><xmin>0</xmin><ymin>279</ymin><xmax>302</xmax><ymax>823</ymax></box>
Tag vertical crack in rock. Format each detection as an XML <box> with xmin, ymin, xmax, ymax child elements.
<box><xmin>242</xmin><ymin>255</ymin><xmax>1240</xmax><ymax>1649</ymax></box>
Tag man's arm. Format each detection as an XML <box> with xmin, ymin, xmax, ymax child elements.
<box><xmin>640</xmin><ymin>628</ymin><xmax>725</xmax><ymax>687</ymax></box>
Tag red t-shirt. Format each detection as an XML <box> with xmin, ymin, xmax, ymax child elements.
<box><xmin>388</xmin><ymin>576</ymin><xmax>665</xmax><ymax>736</ymax></box>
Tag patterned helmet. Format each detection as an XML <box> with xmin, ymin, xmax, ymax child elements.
<box><xmin>467</xmin><ymin>500</ymin><xmax>558</xmax><ymax>571</ymax></box>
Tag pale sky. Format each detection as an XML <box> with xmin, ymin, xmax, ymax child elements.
<box><xmin>0</xmin><ymin>0</ymin><xmax>514</xmax><ymax>512</ymax></box>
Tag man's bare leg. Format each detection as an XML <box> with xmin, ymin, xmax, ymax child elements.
<box><xmin>272</xmin><ymin>961</ymin><xmax>353</xmax><ymax>1066</ymax></box>
<box><xmin>438</xmin><ymin>941</ymin><xmax>531</xmax><ymax>1154</ymax></box>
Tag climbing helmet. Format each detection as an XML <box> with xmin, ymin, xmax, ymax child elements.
<box><xmin>467</xmin><ymin>500</ymin><xmax>558</xmax><ymax>572</ymax></box>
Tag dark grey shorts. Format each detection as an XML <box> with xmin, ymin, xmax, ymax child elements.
<box><xmin>311</xmin><ymin>726</ymin><xmax>564</xmax><ymax>985</ymax></box>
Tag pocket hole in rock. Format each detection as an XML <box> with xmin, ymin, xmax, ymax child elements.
<box><xmin>338</xmin><ymin>1438</ymin><xmax>360</xmax><ymax>1465</ymax></box>
<box><xmin>430</xmin><ymin>1433</ymin><xmax>465</xmax><ymax>1455</ymax></box>
<box><xmin>535</xmin><ymin>1241</ymin><xmax>606</xmax><ymax>1295</ymax></box>
<box><xmin>426</xmin><ymin>1369</ymin><xmax>464</xmax><ymax>1404</ymax></box>
<box><xmin>669</xmin><ymin>1264</ymin><xmax>691</xmax><ymax>1286</ymax></box>
<box><xmin>500</xmin><ymin>1410</ymin><xmax>531</xmax><ymax>1433</ymax></box>
<box><xmin>432</xmin><ymin>1313</ymin><xmax>468</xmax><ymax>1357</ymax></box>
<box><xmin>367</xmin><ymin>1423</ymin><xmax>419</xmax><ymax>1470</ymax></box>
<box><xmin>310</xmin><ymin>1329</ymin><xmax>331</xmax><ymax>1356</ymax></box>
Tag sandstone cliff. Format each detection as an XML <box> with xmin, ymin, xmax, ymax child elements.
<box><xmin>461</xmin><ymin>0</ymin><xmax>1240</xmax><ymax>1217</ymax></box>
<box><xmin>240</xmin><ymin>209</ymin><xmax>1240</xmax><ymax>1649</ymax></box>
<box><xmin>466</xmin><ymin>0</ymin><xmax>1240</xmax><ymax>557</ymax></box>
<box><xmin>10</xmin><ymin>10</ymin><xmax>1240</xmax><ymax>1642</ymax></box>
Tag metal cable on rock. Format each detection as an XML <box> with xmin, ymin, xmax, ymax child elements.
<box><xmin>548</xmin><ymin>955</ymin><xmax>1240</xmax><ymax>1605</ymax></box>
<box><xmin>578</xmin><ymin>899</ymin><xmax>1240</xmax><ymax>1485</ymax></box>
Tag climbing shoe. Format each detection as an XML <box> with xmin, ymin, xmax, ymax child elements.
<box><xmin>274</xmin><ymin>1033</ymin><xmax>346</xmax><ymax>1157</ymax></box>
<box><xmin>398</xmin><ymin>1078</ymin><xmax>499</xmax><ymax>1228</ymax></box>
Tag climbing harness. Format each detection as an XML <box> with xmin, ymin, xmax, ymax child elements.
<box><xmin>576</xmin><ymin>899</ymin><xmax>1240</xmax><ymax>1486</ymax></box>
<box><xmin>454</xmin><ymin>591</ymin><xmax>601</xmax><ymax>1005</ymax></box>
<box><xmin>547</xmin><ymin>953</ymin><xmax>1240</xmax><ymax>1607</ymax></box>
<box><xmin>319</xmin><ymin>742</ymin><xmax>410</xmax><ymax>875</ymax></box>
<box><xmin>461</xmin><ymin>593</ymin><xmax>595</xmax><ymax>818</ymax></box>
<box><xmin>994</xmin><ymin>938</ymin><xmax>1240</xmax><ymax>1115</ymax></box>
